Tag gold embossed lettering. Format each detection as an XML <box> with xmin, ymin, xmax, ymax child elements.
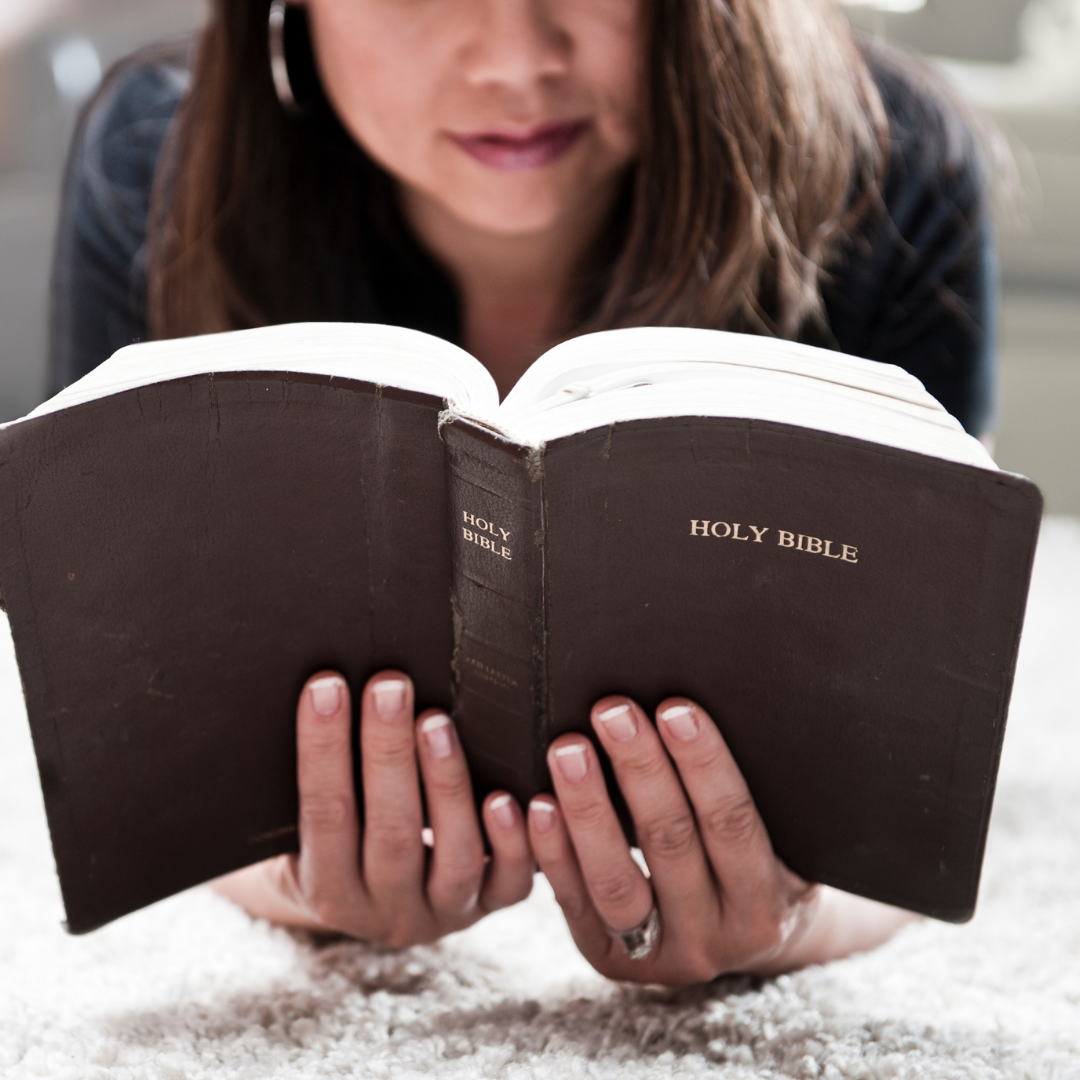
<box><xmin>463</xmin><ymin>513</ymin><xmax>512</xmax><ymax>560</ymax></box>
<box><xmin>691</xmin><ymin>519</ymin><xmax>856</xmax><ymax>564</ymax></box>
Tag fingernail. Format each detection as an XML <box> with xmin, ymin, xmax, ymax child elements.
<box><xmin>489</xmin><ymin>793</ymin><xmax>516</xmax><ymax>830</ymax></box>
<box><xmin>659</xmin><ymin>703</ymin><xmax>699</xmax><ymax>741</ymax></box>
<box><xmin>420</xmin><ymin>713</ymin><xmax>453</xmax><ymax>759</ymax></box>
<box><xmin>530</xmin><ymin>799</ymin><xmax>557</xmax><ymax>834</ymax></box>
<box><xmin>372</xmin><ymin>678</ymin><xmax>408</xmax><ymax>720</ymax></box>
<box><xmin>596</xmin><ymin>702</ymin><xmax>636</xmax><ymax>742</ymax></box>
<box><xmin>309</xmin><ymin>676</ymin><xmax>343</xmax><ymax>717</ymax></box>
<box><xmin>553</xmin><ymin>743</ymin><xmax>589</xmax><ymax>784</ymax></box>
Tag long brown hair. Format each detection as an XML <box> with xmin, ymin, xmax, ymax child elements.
<box><xmin>148</xmin><ymin>0</ymin><xmax>887</xmax><ymax>344</ymax></box>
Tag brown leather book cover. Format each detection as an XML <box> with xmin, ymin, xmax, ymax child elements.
<box><xmin>443</xmin><ymin>415</ymin><xmax>1041</xmax><ymax>922</ymax></box>
<box><xmin>0</xmin><ymin>373</ymin><xmax>453</xmax><ymax>933</ymax></box>
<box><xmin>0</xmin><ymin>371</ymin><xmax>1041</xmax><ymax>931</ymax></box>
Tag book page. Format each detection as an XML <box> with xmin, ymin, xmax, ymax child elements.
<box><xmin>7</xmin><ymin>323</ymin><xmax>500</xmax><ymax>426</ymax></box>
<box><xmin>496</xmin><ymin>327</ymin><xmax>996</xmax><ymax>469</ymax></box>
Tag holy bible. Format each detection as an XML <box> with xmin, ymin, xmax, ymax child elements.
<box><xmin>0</xmin><ymin>323</ymin><xmax>1040</xmax><ymax>933</ymax></box>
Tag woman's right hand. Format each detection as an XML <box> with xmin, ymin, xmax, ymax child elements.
<box><xmin>211</xmin><ymin>670</ymin><xmax>534</xmax><ymax>945</ymax></box>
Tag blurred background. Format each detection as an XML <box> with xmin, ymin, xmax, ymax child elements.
<box><xmin>0</xmin><ymin>0</ymin><xmax>1077</xmax><ymax>509</ymax></box>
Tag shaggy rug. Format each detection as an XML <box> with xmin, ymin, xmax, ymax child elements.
<box><xmin>1</xmin><ymin>519</ymin><xmax>1078</xmax><ymax>1080</ymax></box>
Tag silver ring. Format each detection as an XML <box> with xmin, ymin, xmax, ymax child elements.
<box><xmin>607</xmin><ymin>904</ymin><xmax>661</xmax><ymax>961</ymax></box>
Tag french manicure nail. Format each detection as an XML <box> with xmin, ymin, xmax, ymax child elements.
<box><xmin>659</xmin><ymin>703</ymin><xmax>699</xmax><ymax>742</ymax></box>
<box><xmin>530</xmin><ymin>799</ymin><xmax>557</xmax><ymax>834</ymax></box>
<box><xmin>596</xmin><ymin>702</ymin><xmax>636</xmax><ymax>742</ymax></box>
<box><xmin>420</xmin><ymin>713</ymin><xmax>453</xmax><ymax>759</ymax></box>
<box><xmin>553</xmin><ymin>743</ymin><xmax>589</xmax><ymax>783</ymax></box>
<box><xmin>489</xmin><ymin>793</ymin><xmax>516</xmax><ymax>830</ymax></box>
<box><xmin>372</xmin><ymin>678</ymin><xmax>408</xmax><ymax>720</ymax></box>
<box><xmin>309</xmin><ymin>675</ymin><xmax>343</xmax><ymax>717</ymax></box>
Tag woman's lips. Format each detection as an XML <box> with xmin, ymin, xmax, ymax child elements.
<box><xmin>449</xmin><ymin>120</ymin><xmax>590</xmax><ymax>170</ymax></box>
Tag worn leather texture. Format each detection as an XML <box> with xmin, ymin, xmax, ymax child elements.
<box><xmin>0</xmin><ymin>382</ymin><xmax>1041</xmax><ymax>930</ymax></box>
<box><xmin>442</xmin><ymin>419</ymin><xmax>547</xmax><ymax>810</ymax></box>
<box><xmin>446</xmin><ymin>415</ymin><xmax>1042</xmax><ymax>921</ymax></box>
<box><xmin>0</xmin><ymin>374</ymin><xmax>453</xmax><ymax>932</ymax></box>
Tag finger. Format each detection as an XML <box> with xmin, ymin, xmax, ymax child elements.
<box><xmin>590</xmin><ymin>696</ymin><xmax>721</xmax><ymax>932</ymax></box>
<box><xmin>547</xmin><ymin>736</ymin><xmax>654</xmax><ymax>934</ymax></box>
<box><xmin>359</xmin><ymin>671</ymin><xmax>429</xmax><ymax>933</ymax></box>
<box><xmin>415</xmin><ymin>710</ymin><xmax>486</xmax><ymax>919</ymax></box>
<box><xmin>295</xmin><ymin>671</ymin><xmax>366</xmax><ymax>923</ymax></box>
<box><xmin>527</xmin><ymin>796</ymin><xmax>619</xmax><ymax>966</ymax></box>
<box><xmin>479</xmin><ymin>791</ymin><xmax>534</xmax><ymax>912</ymax></box>
<box><xmin>656</xmin><ymin>698</ymin><xmax>802</xmax><ymax>914</ymax></box>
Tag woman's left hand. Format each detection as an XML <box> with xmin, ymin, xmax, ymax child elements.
<box><xmin>528</xmin><ymin>695</ymin><xmax>917</xmax><ymax>986</ymax></box>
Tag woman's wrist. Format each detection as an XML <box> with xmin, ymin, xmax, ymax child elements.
<box><xmin>751</xmin><ymin>885</ymin><xmax>920</xmax><ymax>975</ymax></box>
<box><xmin>210</xmin><ymin>857</ymin><xmax>326</xmax><ymax>932</ymax></box>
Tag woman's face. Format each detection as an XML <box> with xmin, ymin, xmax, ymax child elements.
<box><xmin>301</xmin><ymin>0</ymin><xmax>643</xmax><ymax>238</ymax></box>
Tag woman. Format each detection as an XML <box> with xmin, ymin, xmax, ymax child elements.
<box><xmin>49</xmin><ymin>0</ymin><xmax>995</xmax><ymax>985</ymax></box>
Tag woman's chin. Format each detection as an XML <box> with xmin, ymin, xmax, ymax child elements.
<box><xmin>454</xmin><ymin>203</ymin><xmax>574</xmax><ymax>239</ymax></box>
<box><xmin>416</xmin><ymin>162</ymin><xmax>628</xmax><ymax>241</ymax></box>
<box><xmin>411</xmin><ymin>183</ymin><xmax>588</xmax><ymax>241</ymax></box>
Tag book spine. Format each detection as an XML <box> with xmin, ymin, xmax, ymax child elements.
<box><xmin>440</xmin><ymin>414</ymin><xmax>547</xmax><ymax>810</ymax></box>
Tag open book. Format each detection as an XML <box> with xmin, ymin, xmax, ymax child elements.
<box><xmin>0</xmin><ymin>323</ymin><xmax>1040</xmax><ymax>932</ymax></box>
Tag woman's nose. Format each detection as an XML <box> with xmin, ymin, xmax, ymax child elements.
<box><xmin>459</xmin><ymin>0</ymin><xmax>573</xmax><ymax>91</ymax></box>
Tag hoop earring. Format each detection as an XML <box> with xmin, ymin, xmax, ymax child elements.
<box><xmin>268</xmin><ymin>0</ymin><xmax>300</xmax><ymax>115</ymax></box>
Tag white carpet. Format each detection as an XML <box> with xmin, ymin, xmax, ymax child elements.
<box><xmin>1</xmin><ymin>519</ymin><xmax>1079</xmax><ymax>1080</ymax></box>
